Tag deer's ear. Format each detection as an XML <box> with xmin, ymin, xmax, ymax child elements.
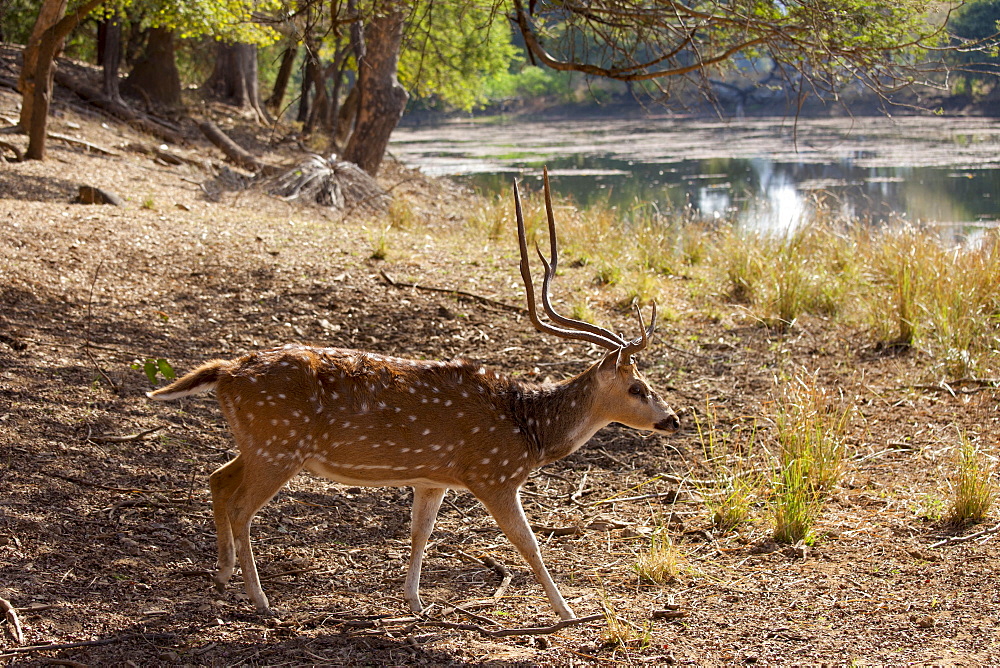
<box><xmin>599</xmin><ymin>348</ymin><xmax>623</xmax><ymax>373</ymax></box>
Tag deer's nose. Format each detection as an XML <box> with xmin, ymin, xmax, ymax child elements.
<box><xmin>655</xmin><ymin>414</ymin><xmax>680</xmax><ymax>433</ymax></box>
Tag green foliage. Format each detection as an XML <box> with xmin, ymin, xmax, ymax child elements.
<box><xmin>482</xmin><ymin>65</ymin><xmax>576</xmax><ymax>103</ymax></box>
<box><xmin>400</xmin><ymin>1</ymin><xmax>519</xmax><ymax>111</ymax></box>
<box><xmin>133</xmin><ymin>357</ymin><xmax>176</xmax><ymax>386</ymax></box>
<box><xmin>0</xmin><ymin>0</ymin><xmax>40</xmax><ymax>45</ymax></box>
<box><xmin>144</xmin><ymin>0</ymin><xmax>281</xmax><ymax>44</ymax></box>
<box><xmin>947</xmin><ymin>0</ymin><xmax>1000</xmax><ymax>84</ymax></box>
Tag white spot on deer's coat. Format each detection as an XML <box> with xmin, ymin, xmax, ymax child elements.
<box><xmin>444</xmin><ymin>400</ymin><xmax>452</xmax><ymax>407</ymax></box>
<box><xmin>422</xmin><ymin>428</ymin><xmax>431</xmax><ymax>436</ymax></box>
<box><xmin>471</xmin><ymin>426</ymin><xmax>480</xmax><ymax>434</ymax></box>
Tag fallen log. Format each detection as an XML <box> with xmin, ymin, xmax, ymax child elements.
<box><xmin>198</xmin><ymin>120</ymin><xmax>277</xmax><ymax>175</ymax></box>
<box><xmin>52</xmin><ymin>69</ymin><xmax>185</xmax><ymax>145</ymax></box>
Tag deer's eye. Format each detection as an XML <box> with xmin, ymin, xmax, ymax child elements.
<box><xmin>628</xmin><ymin>384</ymin><xmax>646</xmax><ymax>398</ymax></box>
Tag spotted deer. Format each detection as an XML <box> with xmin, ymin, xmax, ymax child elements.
<box><xmin>148</xmin><ymin>171</ymin><xmax>680</xmax><ymax>620</ymax></box>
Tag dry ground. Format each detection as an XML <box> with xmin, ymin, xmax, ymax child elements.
<box><xmin>1</xmin><ymin>73</ymin><xmax>999</xmax><ymax>666</ymax></box>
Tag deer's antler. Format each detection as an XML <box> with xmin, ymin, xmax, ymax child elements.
<box><xmin>515</xmin><ymin>168</ymin><xmax>656</xmax><ymax>356</ymax></box>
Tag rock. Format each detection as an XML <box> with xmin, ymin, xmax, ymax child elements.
<box><xmin>77</xmin><ymin>185</ymin><xmax>124</xmax><ymax>206</ymax></box>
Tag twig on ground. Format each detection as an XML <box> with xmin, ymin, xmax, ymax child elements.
<box><xmin>569</xmin><ymin>467</ymin><xmax>591</xmax><ymax>505</ymax></box>
<box><xmin>0</xmin><ymin>596</ymin><xmax>24</xmax><ymax>645</ymax></box>
<box><xmin>418</xmin><ymin>613</ymin><xmax>605</xmax><ymax>638</ymax></box>
<box><xmin>899</xmin><ymin>378</ymin><xmax>1000</xmax><ymax>396</ymax></box>
<box><xmin>591</xmin><ymin>490</ymin><xmax>684</xmax><ymax>506</ymax></box>
<box><xmin>43</xmin><ymin>472</ymin><xmax>166</xmax><ymax>494</ymax></box>
<box><xmin>452</xmin><ymin>550</ymin><xmax>513</xmax><ymax>600</ymax></box>
<box><xmin>531</xmin><ymin>524</ymin><xmax>583</xmax><ymax>537</ymax></box>
<box><xmin>0</xmin><ymin>632</ymin><xmax>171</xmax><ymax>658</ymax></box>
<box><xmin>84</xmin><ymin>426</ymin><xmax>165</xmax><ymax>444</ymax></box>
<box><xmin>380</xmin><ymin>269</ymin><xmax>526</xmax><ymax>313</ymax></box>
<box><xmin>0</xmin><ymin>139</ymin><xmax>22</xmax><ymax>162</ymax></box>
<box><xmin>929</xmin><ymin>522</ymin><xmax>1000</xmax><ymax>549</ymax></box>
<box><xmin>83</xmin><ymin>260</ymin><xmax>118</xmax><ymax>393</ymax></box>
<box><xmin>47</xmin><ymin>132</ymin><xmax>118</xmax><ymax>156</ymax></box>
<box><xmin>259</xmin><ymin>565</ymin><xmax>328</xmax><ymax>581</ymax></box>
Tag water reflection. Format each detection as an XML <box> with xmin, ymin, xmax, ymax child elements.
<box><xmin>390</xmin><ymin>117</ymin><xmax>1000</xmax><ymax>238</ymax></box>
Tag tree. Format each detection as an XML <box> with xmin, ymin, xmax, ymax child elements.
<box><xmin>265</xmin><ymin>42</ymin><xmax>299</xmax><ymax>112</ymax></box>
<box><xmin>203</xmin><ymin>41</ymin><xmax>270</xmax><ymax>122</ymax></box>
<box><xmin>342</xmin><ymin>2</ymin><xmax>408</xmax><ymax>174</ymax></box>
<box><xmin>18</xmin><ymin>0</ymin><xmax>68</xmax><ymax>133</ymax></box>
<box><xmin>17</xmin><ymin>0</ymin><xmax>281</xmax><ymax>160</ymax></box>
<box><xmin>22</xmin><ymin>0</ymin><xmax>107</xmax><ymax>160</ymax></box>
<box><xmin>96</xmin><ymin>10</ymin><xmax>124</xmax><ymax>104</ymax></box>
<box><xmin>947</xmin><ymin>0</ymin><xmax>1000</xmax><ymax>94</ymax></box>
<box><xmin>124</xmin><ymin>26</ymin><xmax>182</xmax><ymax>108</ymax></box>
<box><xmin>509</xmin><ymin>0</ymin><xmax>950</xmax><ymax>103</ymax></box>
<box><xmin>293</xmin><ymin>0</ymin><xmax>952</xmax><ymax>176</ymax></box>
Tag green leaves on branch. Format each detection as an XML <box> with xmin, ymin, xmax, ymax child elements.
<box><xmin>400</xmin><ymin>1</ymin><xmax>519</xmax><ymax>111</ymax></box>
<box><xmin>144</xmin><ymin>0</ymin><xmax>281</xmax><ymax>44</ymax></box>
<box><xmin>133</xmin><ymin>358</ymin><xmax>176</xmax><ymax>386</ymax></box>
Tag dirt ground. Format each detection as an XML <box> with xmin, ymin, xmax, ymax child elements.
<box><xmin>2</xmin><ymin>60</ymin><xmax>1000</xmax><ymax>666</ymax></box>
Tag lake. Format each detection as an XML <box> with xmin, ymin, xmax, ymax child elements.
<box><xmin>390</xmin><ymin>116</ymin><xmax>1000</xmax><ymax>237</ymax></box>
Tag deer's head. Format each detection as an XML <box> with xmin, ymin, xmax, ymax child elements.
<box><xmin>515</xmin><ymin>169</ymin><xmax>681</xmax><ymax>436</ymax></box>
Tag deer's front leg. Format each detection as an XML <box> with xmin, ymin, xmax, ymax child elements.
<box><xmin>474</xmin><ymin>486</ymin><xmax>575</xmax><ymax>620</ymax></box>
<box><xmin>404</xmin><ymin>486</ymin><xmax>447</xmax><ymax>613</ymax></box>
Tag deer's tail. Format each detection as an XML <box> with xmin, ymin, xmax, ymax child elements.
<box><xmin>147</xmin><ymin>360</ymin><xmax>232</xmax><ymax>401</ymax></box>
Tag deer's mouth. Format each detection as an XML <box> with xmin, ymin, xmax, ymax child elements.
<box><xmin>654</xmin><ymin>414</ymin><xmax>681</xmax><ymax>433</ymax></box>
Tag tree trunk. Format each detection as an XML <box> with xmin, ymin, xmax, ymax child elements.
<box><xmin>24</xmin><ymin>0</ymin><xmax>105</xmax><ymax>160</ymax></box>
<box><xmin>18</xmin><ymin>0</ymin><xmax>67</xmax><ymax>131</ymax></box>
<box><xmin>97</xmin><ymin>13</ymin><xmax>123</xmax><ymax>105</ymax></box>
<box><xmin>342</xmin><ymin>4</ymin><xmax>409</xmax><ymax>175</ymax></box>
<box><xmin>265</xmin><ymin>44</ymin><xmax>298</xmax><ymax>113</ymax></box>
<box><xmin>204</xmin><ymin>42</ymin><xmax>269</xmax><ymax>124</ymax></box>
<box><xmin>304</xmin><ymin>53</ymin><xmax>330</xmax><ymax>135</ymax></box>
<box><xmin>325</xmin><ymin>41</ymin><xmax>350</xmax><ymax>137</ymax></box>
<box><xmin>334</xmin><ymin>81</ymin><xmax>359</xmax><ymax>150</ymax></box>
<box><xmin>124</xmin><ymin>27</ymin><xmax>181</xmax><ymax>109</ymax></box>
<box><xmin>297</xmin><ymin>45</ymin><xmax>316</xmax><ymax>123</ymax></box>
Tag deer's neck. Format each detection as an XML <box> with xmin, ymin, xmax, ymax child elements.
<box><xmin>510</xmin><ymin>369</ymin><xmax>604</xmax><ymax>465</ymax></box>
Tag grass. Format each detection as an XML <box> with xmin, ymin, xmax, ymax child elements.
<box><xmin>770</xmin><ymin>373</ymin><xmax>852</xmax><ymax>543</ymax></box>
<box><xmin>947</xmin><ymin>431</ymin><xmax>996</xmax><ymax>527</ymax></box>
<box><xmin>694</xmin><ymin>404</ymin><xmax>764</xmax><ymax>533</ymax></box>
<box><xmin>367</xmin><ymin>224</ymin><xmax>393</xmax><ymax>260</ymax></box>
<box><xmin>599</xmin><ymin>588</ymin><xmax>651</xmax><ymax>648</ymax></box>
<box><xmin>466</xmin><ymin>187</ymin><xmax>999</xmax><ymax>378</ymax></box>
<box><xmin>633</xmin><ymin>531</ymin><xmax>684</xmax><ymax>584</ymax></box>
<box><xmin>772</xmin><ymin>457</ymin><xmax>820</xmax><ymax>544</ymax></box>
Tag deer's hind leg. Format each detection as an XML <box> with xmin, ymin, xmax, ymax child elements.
<box><xmin>210</xmin><ymin>452</ymin><xmax>302</xmax><ymax>616</ymax></box>
<box><xmin>209</xmin><ymin>455</ymin><xmax>244</xmax><ymax>591</ymax></box>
